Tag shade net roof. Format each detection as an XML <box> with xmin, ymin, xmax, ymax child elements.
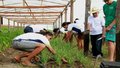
<box><xmin>0</xmin><ymin>0</ymin><xmax>71</xmax><ymax>24</ymax></box>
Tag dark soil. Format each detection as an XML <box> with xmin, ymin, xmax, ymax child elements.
<box><xmin>0</xmin><ymin>48</ymin><xmax>84</xmax><ymax>68</ymax></box>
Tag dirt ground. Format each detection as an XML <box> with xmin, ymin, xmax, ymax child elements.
<box><xmin>0</xmin><ymin>48</ymin><xmax>84</xmax><ymax>68</ymax></box>
<box><xmin>0</xmin><ymin>48</ymin><xmax>39</xmax><ymax>68</ymax></box>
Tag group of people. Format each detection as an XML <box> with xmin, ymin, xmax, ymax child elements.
<box><xmin>11</xmin><ymin>0</ymin><xmax>117</xmax><ymax>67</ymax></box>
<box><xmin>53</xmin><ymin>0</ymin><xmax>116</xmax><ymax>62</ymax></box>
<box><xmin>88</xmin><ymin>0</ymin><xmax>116</xmax><ymax>61</ymax></box>
<box><xmin>87</xmin><ymin>0</ymin><xmax>116</xmax><ymax>61</ymax></box>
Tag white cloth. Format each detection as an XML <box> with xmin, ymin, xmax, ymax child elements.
<box><xmin>75</xmin><ymin>19</ymin><xmax>81</xmax><ymax>24</ymax></box>
<box><xmin>67</xmin><ymin>23</ymin><xmax>85</xmax><ymax>33</ymax></box>
<box><xmin>60</xmin><ymin>27</ymin><xmax>67</xmax><ymax>33</ymax></box>
<box><xmin>30</xmin><ymin>25</ymin><xmax>44</xmax><ymax>32</ymax></box>
<box><xmin>14</xmin><ymin>33</ymin><xmax>51</xmax><ymax>47</ymax></box>
<box><xmin>88</xmin><ymin>16</ymin><xmax>105</xmax><ymax>35</ymax></box>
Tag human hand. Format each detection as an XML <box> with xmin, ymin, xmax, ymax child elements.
<box><xmin>106</xmin><ymin>25</ymin><xmax>112</xmax><ymax>31</ymax></box>
<box><xmin>61</xmin><ymin>57</ymin><xmax>68</xmax><ymax>63</ymax></box>
<box><xmin>102</xmin><ymin>34</ymin><xmax>105</xmax><ymax>38</ymax></box>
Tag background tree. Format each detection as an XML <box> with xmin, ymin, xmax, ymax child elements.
<box><xmin>116</xmin><ymin>0</ymin><xmax>120</xmax><ymax>61</ymax></box>
<box><xmin>84</xmin><ymin>0</ymin><xmax>91</xmax><ymax>56</ymax></box>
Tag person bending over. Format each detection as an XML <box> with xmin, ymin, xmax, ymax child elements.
<box><xmin>62</xmin><ymin>21</ymin><xmax>84</xmax><ymax>49</ymax></box>
<box><xmin>53</xmin><ymin>27</ymin><xmax>68</xmax><ymax>39</ymax></box>
<box><xmin>12</xmin><ymin>31</ymin><xmax>56</xmax><ymax>66</ymax></box>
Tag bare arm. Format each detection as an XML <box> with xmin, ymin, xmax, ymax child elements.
<box><xmin>102</xmin><ymin>26</ymin><xmax>106</xmax><ymax>38</ymax></box>
<box><xmin>47</xmin><ymin>46</ymin><xmax>56</xmax><ymax>55</ymax></box>
<box><xmin>106</xmin><ymin>19</ymin><xmax>116</xmax><ymax>31</ymax></box>
<box><xmin>87</xmin><ymin>23</ymin><xmax>91</xmax><ymax>31</ymax></box>
<box><xmin>110</xmin><ymin>19</ymin><xmax>116</xmax><ymax>26</ymax></box>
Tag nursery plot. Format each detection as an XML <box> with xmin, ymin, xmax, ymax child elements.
<box><xmin>0</xmin><ymin>27</ymin><xmax>108</xmax><ymax>68</ymax></box>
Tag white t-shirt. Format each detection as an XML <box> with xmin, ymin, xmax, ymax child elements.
<box><xmin>14</xmin><ymin>33</ymin><xmax>51</xmax><ymax>47</ymax></box>
<box><xmin>60</xmin><ymin>27</ymin><xmax>68</xmax><ymax>33</ymax></box>
<box><xmin>30</xmin><ymin>25</ymin><xmax>44</xmax><ymax>33</ymax></box>
<box><xmin>88</xmin><ymin>16</ymin><xmax>105</xmax><ymax>35</ymax></box>
<box><xmin>67</xmin><ymin>23</ymin><xmax>85</xmax><ymax>33</ymax></box>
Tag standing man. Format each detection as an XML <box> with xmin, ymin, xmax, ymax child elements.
<box><xmin>88</xmin><ymin>7</ymin><xmax>105</xmax><ymax>58</ymax></box>
<box><xmin>103</xmin><ymin>0</ymin><xmax>117</xmax><ymax>61</ymax></box>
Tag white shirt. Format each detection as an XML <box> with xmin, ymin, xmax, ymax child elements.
<box><xmin>88</xmin><ymin>16</ymin><xmax>105</xmax><ymax>35</ymax></box>
<box><xmin>60</xmin><ymin>27</ymin><xmax>68</xmax><ymax>33</ymax></box>
<box><xmin>67</xmin><ymin>23</ymin><xmax>85</xmax><ymax>33</ymax></box>
<box><xmin>14</xmin><ymin>33</ymin><xmax>51</xmax><ymax>47</ymax></box>
<box><xmin>30</xmin><ymin>25</ymin><xmax>44</xmax><ymax>33</ymax></box>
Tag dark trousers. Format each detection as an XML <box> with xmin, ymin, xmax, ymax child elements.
<box><xmin>90</xmin><ymin>34</ymin><xmax>103</xmax><ymax>56</ymax></box>
<box><xmin>116</xmin><ymin>33</ymin><xmax>120</xmax><ymax>61</ymax></box>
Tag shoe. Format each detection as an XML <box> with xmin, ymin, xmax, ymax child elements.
<box><xmin>96</xmin><ymin>54</ymin><xmax>102</xmax><ymax>59</ymax></box>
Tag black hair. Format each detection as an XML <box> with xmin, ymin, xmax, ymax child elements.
<box><xmin>62</xmin><ymin>22</ymin><xmax>70</xmax><ymax>27</ymax></box>
<box><xmin>37</xmin><ymin>31</ymin><xmax>53</xmax><ymax>36</ymax></box>
<box><xmin>74</xmin><ymin>21</ymin><xmax>76</xmax><ymax>23</ymax></box>
<box><xmin>66</xmin><ymin>22</ymin><xmax>71</xmax><ymax>24</ymax></box>
<box><xmin>74</xmin><ymin>18</ymin><xmax>79</xmax><ymax>23</ymax></box>
<box><xmin>103</xmin><ymin>0</ymin><xmax>109</xmax><ymax>2</ymax></box>
<box><xmin>45</xmin><ymin>31</ymin><xmax>53</xmax><ymax>36</ymax></box>
<box><xmin>53</xmin><ymin>28</ymin><xmax>60</xmax><ymax>33</ymax></box>
<box><xmin>62</xmin><ymin>22</ymin><xmax>67</xmax><ymax>27</ymax></box>
<box><xmin>24</xmin><ymin>26</ymin><xmax>33</xmax><ymax>33</ymax></box>
<box><xmin>75</xmin><ymin>18</ymin><xmax>79</xmax><ymax>20</ymax></box>
<box><xmin>39</xmin><ymin>30</ymin><xmax>47</xmax><ymax>35</ymax></box>
<box><xmin>43</xmin><ymin>28</ymin><xmax>47</xmax><ymax>31</ymax></box>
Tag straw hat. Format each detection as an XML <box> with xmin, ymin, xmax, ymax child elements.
<box><xmin>88</xmin><ymin>7</ymin><xmax>100</xmax><ymax>14</ymax></box>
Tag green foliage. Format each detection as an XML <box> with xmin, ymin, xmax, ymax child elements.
<box><xmin>0</xmin><ymin>27</ymin><xmax>23</xmax><ymax>51</ymax></box>
<box><xmin>40</xmin><ymin>36</ymin><xmax>92</xmax><ymax>67</ymax></box>
<box><xmin>0</xmin><ymin>27</ymin><xmax>108</xmax><ymax>68</ymax></box>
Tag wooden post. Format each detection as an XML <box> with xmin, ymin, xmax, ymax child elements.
<box><xmin>55</xmin><ymin>20</ymin><xmax>57</xmax><ymax>28</ymax></box>
<box><xmin>0</xmin><ymin>16</ymin><xmax>3</xmax><ymax>32</ymax></box>
<box><xmin>2</xmin><ymin>0</ymin><xmax>4</xmax><ymax>6</ymax></box>
<box><xmin>70</xmin><ymin>0</ymin><xmax>74</xmax><ymax>23</ymax></box>
<box><xmin>13</xmin><ymin>21</ymin><xmax>15</xmax><ymax>28</ymax></box>
<box><xmin>23</xmin><ymin>23</ymin><xmax>25</xmax><ymax>28</ymax></box>
<box><xmin>17</xmin><ymin>22</ymin><xmax>19</xmax><ymax>29</ymax></box>
<box><xmin>22</xmin><ymin>23</ymin><xmax>24</xmax><ymax>28</ymax></box>
<box><xmin>85</xmin><ymin>0</ymin><xmax>91</xmax><ymax>30</ymax></box>
<box><xmin>20</xmin><ymin>23</ymin><xmax>22</xmax><ymax>28</ymax></box>
<box><xmin>53</xmin><ymin>22</ymin><xmax>54</xmax><ymax>29</ymax></box>
<box><xmin>116</xmin><ymin>0</ymin><xmax>120</xmax><ymax>61</ymax></box>
<box><xmin>59</xmin><ymin>18</ymin><xmax>61</xmax><ymax>28</ymax></box>
<box><xmin>60</xmin><ymin>13</ymin><xmax>63</xmax><ymax>28</ymax></box>
<box><xmin>8</xmin><ymin>19</ymin><xmax>10</xmax><ymax>32</ymax></box>
<box><xmin>65</xmin><ymin>8</ymin><xmax>67</xmax><ymax>22</ymax></box>
<box><xmin>84</xmin><ymin>0</ymin><xmax>91</xmax><ymax>56</ymax></box>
